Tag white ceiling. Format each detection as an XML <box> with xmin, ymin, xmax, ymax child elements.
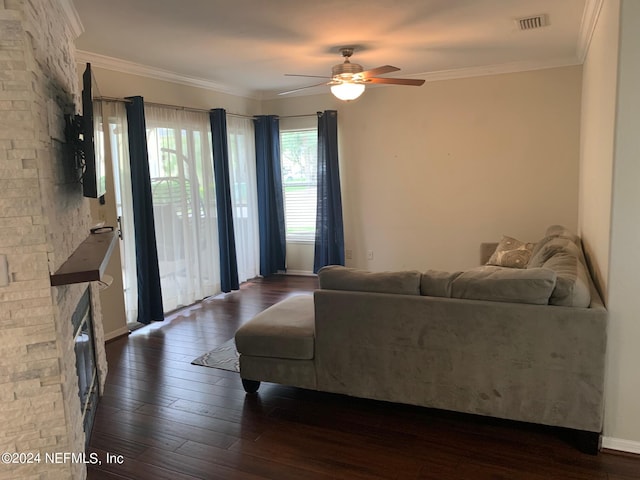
<box><xmin>72</xmin><ymin>0</ymin><xmax>595</xmax><ymax>99</ymax></box>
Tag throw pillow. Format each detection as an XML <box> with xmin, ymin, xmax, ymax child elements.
<box><xmin>486</xmin><ymin>235</ymin><xmax>534</xmax><ymax>269</ymax></box>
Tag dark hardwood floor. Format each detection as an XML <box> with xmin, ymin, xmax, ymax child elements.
<box><xmin>88</xmin><ymin>275</ymin><xmax>640</xmax><ymax>480</ymax></box>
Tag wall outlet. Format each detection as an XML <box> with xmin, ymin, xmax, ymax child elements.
<box><xmin>345</xmin><ymin>249</ymin><xmax>353</xmax><ymax>260</ymax></box>
<box><xmin>367</xmin><ymin>250</ymin><xmax>374</xmax><ymax>260</ymax></box>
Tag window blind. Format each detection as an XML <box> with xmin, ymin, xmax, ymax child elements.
<box><xmin>280</xmin><ymin>129</ymin><xmax>317</xmax><ymax>242</ymax></box>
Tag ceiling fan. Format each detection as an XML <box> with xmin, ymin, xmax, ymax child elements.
<box><xmin>279</xmin><ymin>47</ymin><xmax>425</xmax><ymax>101</ymax></box>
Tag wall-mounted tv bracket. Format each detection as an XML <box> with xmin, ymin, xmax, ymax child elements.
<box><xmin>64</xmin><ymin>113</ymin><xmax>86</xmax><ymax>182</ymax></box>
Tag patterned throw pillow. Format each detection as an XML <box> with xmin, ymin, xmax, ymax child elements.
<box><xmin>486</xmin><ymin>235</ymin><xmax>534</xmax><ymax>269</ymax></box>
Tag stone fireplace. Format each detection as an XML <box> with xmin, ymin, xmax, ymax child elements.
<box><xmin>0</xmin><ymin>1</ymin><xmax>108</xmax><ymax>479</ymax></box>
<box><xmin>71</xmin><ymin>287</ymin><xmax>100</xmax><ymax>448</ymax></box>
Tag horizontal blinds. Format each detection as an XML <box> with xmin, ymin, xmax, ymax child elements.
<box><xmin>280</xmin><ymin>129</ymin><xmax>317</xmax><ymax>242</ymax></box>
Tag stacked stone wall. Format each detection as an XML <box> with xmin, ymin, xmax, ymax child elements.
<box><xmin>0</xmin><ymin>1</ymin><xmax>106</xmax><ymax>478</ymax></box>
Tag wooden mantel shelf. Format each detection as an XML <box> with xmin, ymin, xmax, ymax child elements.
<box><xmin>50</xmin><ymin>231</ymin><xmax>117</xmax><ymax>286</ymax></box>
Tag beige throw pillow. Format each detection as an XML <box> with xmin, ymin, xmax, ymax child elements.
<box><xmin>487</xmin><ymin>235</ymin><xmax>534</xmax><ymax>269</ymax></box>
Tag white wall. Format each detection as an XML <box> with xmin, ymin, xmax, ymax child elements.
<box><xmin>267</xmin><ymin>67</ymin><xmax>583</xmax><ymax>272</ymax></box>
<box><xmin>581</xmin><ymin>0</ymin><xmax>640</xmax><ymax>452</ymax></box>
<box><xmin>578</xmin><ymin>0</ymin><xmax>619</xmax><ymax>301</ymax></box>
<box><xmin>285</xmin><ymin>242</ymin><xmax>314</xmax><ymax>274</ymax></box>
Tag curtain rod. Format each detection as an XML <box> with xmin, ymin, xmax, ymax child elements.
<box><xmin>279</xmin><ymin>114</ymin><xmax>318</xmax><ymax>119</ymax></box>
<box><xmin>94</xmin><ymin>96</ymin><xmax>317</xmax><ymax>120</ymax></box>
<box><xmin>95</xmin><ymin>96</ymin><xmax>253</xmax><ymax>119</ymax></box>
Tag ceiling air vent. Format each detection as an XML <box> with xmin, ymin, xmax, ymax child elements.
<box><xmin>516</xmin><ymin>14</ymin><xmax>548</xmax><ymax>30</ymax></box>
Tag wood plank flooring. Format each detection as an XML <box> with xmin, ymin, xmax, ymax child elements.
<box><xmin>87</xmin><ymin>275</ymin><xmax>640</xmax><ymax>479</ymax></box>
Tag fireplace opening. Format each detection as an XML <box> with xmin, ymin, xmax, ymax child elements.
<box><xmin>71</xmin><ymin>288</ymin><xmax>99</xmax><ymax>447</ymax></box>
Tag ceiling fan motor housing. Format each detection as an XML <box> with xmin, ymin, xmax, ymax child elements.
<box><xmin>332</xmin><ymin>61</ymin><xmax>364</xmax><ymax>80</ymax></box>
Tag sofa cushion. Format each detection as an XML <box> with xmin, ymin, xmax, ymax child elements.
<box><xmin>420</xmin><ymin>270</ymin><xmax>463</xmax><ymax>297</ymax></box>
<box><xmin>529</xmin><ymin>225</ymin><xmax>583</xmax><ymax>268</ymax></box>
<box><xmin>450</xmin><ymin>266</ymin><xmax>557</xmax><ymax>305</ymax></box>
<box><xmin>539</xmin><ymin>253</ymin><xmax>591</xmax><ymax>307</ymax></box>
<box><xmin>486</xmin><ymin>235</ymin><xmax>534</xmax><ymax>269</ymax></box>
<box><xmin>545</xmin><ymin>224</ymin><xmax>581</xmax><ymax>244</ymax></box>
<box><xmin>528</xmin><ymin>236</ymin><xmax>584</xmax><ymax>268</ymax></box>
<box><xmin>526</xmin><ymin>228</ymin><xmax>591</xmax><ymax>307</ymax></box>
<box><xmin>234</xmin><ymin>294</ymin><xmax>315</xmax><ymax>360</ymax></box>
<box><xmin>318</xmin><ymin>265</ymin><xmax>421</xmax><ymax>295</ymax></box>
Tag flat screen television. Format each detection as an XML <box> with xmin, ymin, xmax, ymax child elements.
<box><xmin>80</xmin><ymin>63</ymin><xmax>106</xmax><ymax>199</ymax></box>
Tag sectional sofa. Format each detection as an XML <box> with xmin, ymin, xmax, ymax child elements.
<box><xmin>234</xmin><ymin>226</ymin><xmax>607</xmax><ymax>453</ymax></box>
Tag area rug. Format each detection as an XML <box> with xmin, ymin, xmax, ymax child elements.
<box><xmin>191</xmin><ymin>338</ymin><xmax>239</xmax><ymax>372</ymax></box>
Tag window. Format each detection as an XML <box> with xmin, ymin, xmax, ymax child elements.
<box><xmin>280</xmin><ymin>129</ymin><xmax>317</xmax><ymax>242</ymax></box>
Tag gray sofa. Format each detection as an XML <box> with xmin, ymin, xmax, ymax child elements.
<box><xmin>235</xmin><ymin>226</ymin><xmax>607</xmax><ymax>452</ymax></box>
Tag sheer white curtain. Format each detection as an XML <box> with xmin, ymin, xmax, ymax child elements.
<box><xmin>98</xmin><ymin>101</ymin><xmax>138</xmax><ymax>324</ymax></box>
<box><xmin>227</xmin><ymin>116</ymin><xmax>260</xmax><ymax>283</ymax></box>
<box><xmin>144</xmin><ymin>106</ymin><xmax>220</xmax><ymax>311</ymax></box>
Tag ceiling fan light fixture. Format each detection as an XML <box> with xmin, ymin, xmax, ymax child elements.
<box><xmin>331</xmin><ymin>82</ymin><xmax>365</xmax><ymax>101</ymax></box>
<box><xmin>281</xmin><ymin>47</ymin><xmax>422</xmax><ymax>98</ymax></box>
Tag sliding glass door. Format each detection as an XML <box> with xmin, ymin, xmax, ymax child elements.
<box><xmin>227</xmin><ymin>116</ymin><xmax>260</xmax><ymax>283</ymax></box>
<box><xmin>104</xmin><ymin>103</ymin><xmax>261</xmax><ymax>319</ymax></box>
<box><xmin>145</xmin><ymin>107</ymin><xmax>221</xmax><ymax>312</ymax></box>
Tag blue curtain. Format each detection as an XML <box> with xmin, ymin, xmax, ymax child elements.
<box><xmin>254</xmin><ymin>115</ymin><xmax>286</xmax><ymax>276</ymax></box>
<box><xmin>125</xmin><ymin>96</ymin><xmax>164</xmax><ymax>324</ymax></box>
<box><xmin>314</xmin><ymin>110</ymin><xmax>345</xmax><ymax>273</ymax></box>
<box><xmin>210</xmin><ymin>108</ymin><xmax>239</xmax><ymax>292</ymax></box>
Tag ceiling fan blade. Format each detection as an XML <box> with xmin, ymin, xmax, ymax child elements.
<box><xmin>358</xmin><ymin>65</ymin><xmax>400</xmax><ymax>78</ymax></box>
<box><xmin>278</xmin><ymin>82</ymin><xmax>328</xmax><ymax>95</ymax></box>
<box><xmin>366</xmin><ymin>77</ymin><xmax>425</xmax><ymax>86</ymax></box>
<box><xmin>284</xmin><ymin>74</ymin><xmax>331</xmax><ymax>79</ymax></box>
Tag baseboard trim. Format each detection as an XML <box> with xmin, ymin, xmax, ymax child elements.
<box><xmin>602</xmin><ymin>436</ymin><xmax>640</xmax><ymax>455</ymax></box>
<box><xmin>285</xmin><ymin>270</ymin><xmax>316</xmax><ymax>277</ymax></box>
<box><xmin>104</xmin><ymin>326</ymin><xmax>130</xmax><ymax>342</ymax></box>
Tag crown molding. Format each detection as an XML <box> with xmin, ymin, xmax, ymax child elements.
<box><xmin>260</xmin><ymin>57</ymin><xmax>582</xmax><ymax>100</ymax></box>
<box><xmin>417</xmin><ymin>56</ymin><xmax>581</xmax><ymax>83</ymax></box>
<box><xmin>59</xmin><ymin>0</ymin><xmax>84</xmax><ymax>38</ymax></box>
<box><xmin>75</xmin><ymin>50</ymin><xmax>260</xmax><ymax>100</ymax></box>
<box><xmin>576</xmin><ymin>0</ymin><xmax>604</xmax><ymax>63</ymax></box>
<box><xmin>78</xmin><ymin>50</ymin><xmax>581</xmax><ymax>102</ymax></box>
